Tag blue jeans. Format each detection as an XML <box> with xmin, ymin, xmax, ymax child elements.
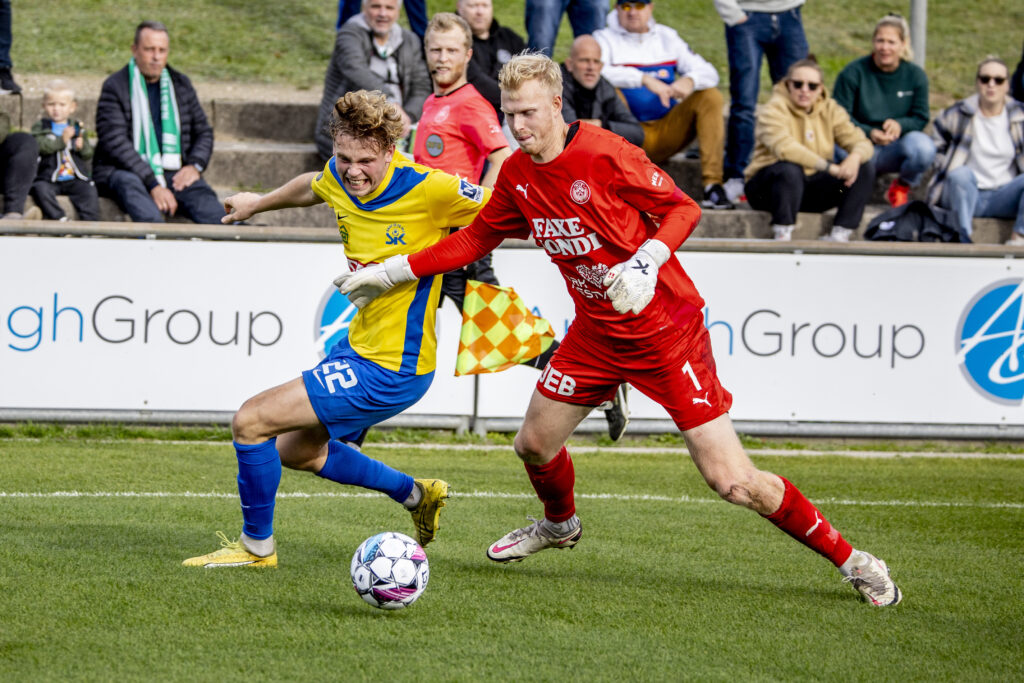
<box><xmin>724</xmin><ymin>8</ymin><xmax>807</xmax><ymax>180</ymax></box>
<box><xmin>0</xmin><ymin>0</ymin><xmax>11</xmax><ymax>69</ymax></box>
<box><xmin>939</xmin><ymin>166</ymin><xmax>1024</xmax><ymax>236</ymax></box>
<box><xmin>526</xmin><ymin>0</ymin><xmax>608</xmax><ymax>56</ymax></box>
<box><xmin>873</xmin><ymin>131</ymin><xmax>936</xmax><ymax>187</ymax></box>
<box><xmin>336</xmin><ymin>0</ymin><xmax>427</xmax><ymax>37</ymax></box>
<box><xmin>104</xmin><ymin>169</ymin><xmax>225</xmax><ymax>224</ymax></box>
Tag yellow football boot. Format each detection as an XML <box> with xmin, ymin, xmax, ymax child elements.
<box><xmin>409</xmin><ymin>479</ymin><xmax>450</xmax><ymax>547</ymax></box>
<box><xmin>182</xmin><ymin>531</ymin><xmax>278</xmax><ymax>568</ymax></box>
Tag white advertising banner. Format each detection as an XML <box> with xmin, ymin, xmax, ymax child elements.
<box><xmin>0</xmin><ymin>237</ymin><xmax>470</xmax><ymax>416</ymax></box>
<box><xmin>487</xmin><ymin>250</ymin><xmax>1024</xmax><ymax>426</ymax></box>
<box><xmin>2</xmin><ymin>236</ymin><xmax>1022</xmax><ymax>427</ymax></box>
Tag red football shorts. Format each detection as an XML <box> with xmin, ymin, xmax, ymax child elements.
<box><xmin>536</xmin><ymin>314</ymin><xmax>733</xmax><ymax>432</ymax></box>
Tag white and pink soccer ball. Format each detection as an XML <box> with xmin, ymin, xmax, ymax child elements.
<box><xmin>350</xmin><ymin>532</ymin><xmax>429</xmax><ymax>610</ymax></box>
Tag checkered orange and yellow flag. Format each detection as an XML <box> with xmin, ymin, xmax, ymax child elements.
<box><xmin>455</xmin><ymin>280</ymin><xmax>556</xmax><ymax>376</ymax></box>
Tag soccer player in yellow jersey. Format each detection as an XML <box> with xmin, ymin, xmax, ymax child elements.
<box><xmin>182</xmin><ymin>90</ymin><xmax>489</xmax><ymax>568</ymax></box>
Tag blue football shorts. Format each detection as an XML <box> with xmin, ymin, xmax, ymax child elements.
<box><xmin>302</xmin><ymin>339</ymin><xmax>434</xmax><ymax>441</ymax></box>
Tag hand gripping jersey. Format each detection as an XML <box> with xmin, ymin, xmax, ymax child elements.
<box><xmin>312</xmin><ymin>153</ymin><xmax>490</xmax><ymax>373</ymax></box>
<box><xmin>408</xmin><ymin>123</ymin><xmax>705</xmax><ymax>341</ymax></box>
<box><xmin>413</xmin><ymin>83</ymin><xmax>508</xmax><ymax>182</ymax></box>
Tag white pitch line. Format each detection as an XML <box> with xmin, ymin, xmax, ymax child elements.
<box><xmin>6</xmin><ymin>438</ymin><xmax>1023</xmax><ymax>459</ymax></box>
<box><xmin>1</xmin><ymin>490</ymin><xmax>1021</xmax><ymax>509</ymax></box>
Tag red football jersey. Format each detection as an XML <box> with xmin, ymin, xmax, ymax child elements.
<box><xmin>409</xmin><ymin>123</ymin><xmax>705</xmax><ymax>341</ymax></box>
<box><xmin>413</xmin><ymin>84</ymin><xmax>508</xmax><ymax>183</ymax></box>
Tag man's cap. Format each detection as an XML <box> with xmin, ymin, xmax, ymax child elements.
<box><xmin>617</xmin><ymin>0</ymin><xmax>652</xmax><ymax>4</ymax></box>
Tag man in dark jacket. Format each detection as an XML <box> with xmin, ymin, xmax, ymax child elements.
<box><xmin>0</xmin><ymin>110</ymin><xmax>38</xmax><ymax>219</ymax></box>
<box><xmin>458</xmin><ymin>0</ymin><xmax>526</xmax><ymax>117</ymax></box>
<box><xmin>314</xmin><ymin>0</ymin><xmax>431</xmax><ymax>160</ymax></box>
<box><xmin>561</xmin><ymin>35</ymin><xmax>644</xmax><ymax>148</ymax></box>
<box><xmin>94</xmin><ymin>21</ymin><xmax>222</xmax><ymax>224</ymax></box>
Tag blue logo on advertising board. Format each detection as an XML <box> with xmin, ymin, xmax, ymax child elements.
<box><xmin>314</xmin><ymin>287</ymin><xmax>357</xmax><ymax>358</ymax></box>
<box><xmin>956</xmin><ymin>279</ymin><xmax>1024</xmax><ymax>404</ymax></box>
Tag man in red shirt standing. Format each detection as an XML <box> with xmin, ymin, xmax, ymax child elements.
<box><xmin>339</xmin><ymin>54</ymin><xmax>902</xmax><ymax>607</ymax></box>
<box><xmin>415</xmin><ymin>11</ymin><xmax>511</xmax><ymax>305</ymax></box>
<box><xmin>416</xmin><ymin>13</ymin><xmax>511</xmax><ymax>188</ymax></box>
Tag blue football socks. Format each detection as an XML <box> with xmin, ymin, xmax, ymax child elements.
<box><xmin>235</xmin><ymin>439</ymin><xmax>282</xmax><ymax>541</ymax></box>
<box><xmin>317</xmin><ymin>439</ymin><xmax>415</xmax><ymax>503</ymax></box>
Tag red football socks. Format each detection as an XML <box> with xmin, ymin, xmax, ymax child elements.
<box><xmin>524</xmin><ymin>446</ymin><xmax>576</xmax><ymax>522</ymax></box>
<box><xmin>764</xmin><ymin>476</ymin><xmax>853</xmax><ymax>566</ymax></box>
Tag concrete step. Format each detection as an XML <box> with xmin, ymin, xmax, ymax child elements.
<box><xmin>21</xmin><ymin>191</ymin><xmax>1012</xmax><ymax>243</ymax></box>
<box><xmin>18</xmin><ymin>189</ymin><xmax>337</xmax><ymax>228</ymax></box>
<box><xmin>203</xmin><ymin>139</ymin><xmax>323</xmax><ymax>189</ymax></box>
<box><xmin>4</xmin><ymin>91</ymin><xmax>319</xmax><ymax>144</ymax></box>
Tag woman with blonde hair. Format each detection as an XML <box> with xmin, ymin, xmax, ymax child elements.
<box><xmin>833</xmin><ymin>14</ymin><xmax>935</xmax><ymax>207</ymax></box>
<box><xmin>744</xmin><ymin>57</ymin><xmax>875</xmax><ymax>241</ymax></box>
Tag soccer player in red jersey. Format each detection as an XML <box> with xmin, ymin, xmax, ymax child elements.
<box><xmin>341</xmin><ymin>54</ymin><xmax>902</xmax><ymax>606</ymax></box>
<box><xmin>416</xmin><ymin>13</ymin><xmax>629</xmax><ymax>440</ymax></box>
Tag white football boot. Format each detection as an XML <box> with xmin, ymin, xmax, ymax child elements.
<box><xmin>840</xmin><ymin>550</ymin><xmax>902</xmax><ymax>606</ymax></box>
<box><xmin>486</xmin><ymin>516</ymin><xmax>582</xmax><ymax>563</ymax></box>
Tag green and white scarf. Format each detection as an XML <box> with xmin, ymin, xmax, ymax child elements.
<box><xmin>129</xmin><ymin>57</ymin><xmax>181</xmax><ymax>188</ymax></box>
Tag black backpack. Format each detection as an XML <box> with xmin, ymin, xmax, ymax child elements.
<box><xmin>863</xmin><ymin>200</ymin><xmax>968</xmax><ymax>243</ymax></box>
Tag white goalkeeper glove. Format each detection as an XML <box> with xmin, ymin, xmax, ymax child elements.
<box><xmin>602</xmin><ymin>239</ymin><xmax>671</xmax><ymax>315</ymax></box>
<box><xmin>334</xmin><ymin>254</ymin><xmax>416</xmax><ymax>309</ymax></box>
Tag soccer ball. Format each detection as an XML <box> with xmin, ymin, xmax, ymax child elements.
<box><xmin>350</xmin><ymin>531</ymin><xmax>429</xmax><ymax>610</ymax></box>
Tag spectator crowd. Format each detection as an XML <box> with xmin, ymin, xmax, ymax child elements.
<box><xmin>1</xmin><ymin>0</ymin><xmax>1022</xmax><ymax>244</ymax></box>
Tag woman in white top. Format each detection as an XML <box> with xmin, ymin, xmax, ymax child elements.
<box><xmin>927</xmin><ymin>57</ymin><xmax>1024</xmax><ymax>244</ymax></box>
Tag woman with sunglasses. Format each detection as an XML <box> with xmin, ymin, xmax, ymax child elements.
<box><xmin>927</xmin><ymin>57</ymin><xmax>1024</xmax><ymax>245</ymax></box>
<box><xmin>743</xmin><ymin>57</ymin><xmax>874</xmax><ymax>241</ymax></box>
<box><xmin>832</xmin><ymin>14</ymin><xmax>934</xmax><ymax>208</ymax></box>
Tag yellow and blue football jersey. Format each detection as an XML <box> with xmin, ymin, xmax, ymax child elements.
<box><xmin>311</xmin><ymin>153</ymin><xmax>490</xmax><ymax>374</ymax></box>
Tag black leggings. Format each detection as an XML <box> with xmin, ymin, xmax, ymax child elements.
<box><xmin>745</xmin><ymin>160</ymin><xmax>876</xmax><ymax>228</ymax></box>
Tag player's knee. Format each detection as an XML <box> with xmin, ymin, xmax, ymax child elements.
<box><xmin>231</xmin><ymin>400</ymin><xmax>263</xmax><ymax>443</ymax></box>
<box><xmin>707</xmin><ymin>473</ymin><xmax>756</xmax><ymax>506</ymax></box>
<box><xmin>512</xmin><ymin>431</ymin><xmax>546</xmax><ymax>465</ymax></box>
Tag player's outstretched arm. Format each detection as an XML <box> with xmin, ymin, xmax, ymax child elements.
<box><xmin>221</xmin><ymin>172</ymin><xmax>323</xmax><ymax>224</ymax></box>
<box><xmin>602</xmin><ymin>239</ymin><xmax>672</xmax><ymax>315</ymax></box>
<box><xmin>336</xmin><ymin>255</ymin><xmax>416</xmax><ymax>309</ymax></box>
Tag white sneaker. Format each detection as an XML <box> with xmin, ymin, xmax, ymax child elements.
<box><xmin>840</xmin><ymin>550</ymin><xmax>902</xmax><ymax>606</ymax></box>
<box><xmin>723</xmin><ymin>177</ymin><xmax>745</xmax><ymax>203</ymax></box>
<box><xmin>1006</xmin><ymin>232</ymin><xmax>1024</xmax><ymax>246</ymax></box>
<box><xmin>772</xmin><ymin>224</ymin><xmax>794</xmax><ymax>241</ymax></box>
<box><xmin>486</xmin><ymin>516</ymin><xmax>582</xmax><ymax>563</ymax></box>
<box><xmin>822</xmin><ymin>225</ymin><xmax>855</xmax><ymax>242</ymax></box>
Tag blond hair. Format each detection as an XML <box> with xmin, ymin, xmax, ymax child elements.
<box><xmin>425</xmin><ymin>12</ymin><xmax>472</xmax><ymax>51</ymax></box>
<box><xmin>42</xmin><ymin>78</ymin><xmax>75</xmax><ymax>101</ymax></box>
<box><xmin>328</xmin><ymin>90</ymin><xmax>404</xmax><ymax>152</ymax></box>
<box><xmin>499</xmin><ymin>52</ymin><xmax>562</xmax><ymax>97</ymax></box>
<box><xmin>873</xmin><ymin>14</ymin><xmax>913</xmax><ymax>61</ymax></box>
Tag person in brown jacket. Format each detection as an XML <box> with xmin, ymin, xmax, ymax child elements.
<box><xmin>744</xmin><ymin>57</ymin><xmax>875</xmax><ymax>241</ymax></box>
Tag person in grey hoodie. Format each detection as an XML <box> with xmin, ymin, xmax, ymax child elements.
<box><xmin>314</xmin><ymin>0</ymin><xmax>431</xmax><ymax>160</ymax></box>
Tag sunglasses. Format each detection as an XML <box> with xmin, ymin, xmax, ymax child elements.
<box><xmin>788</xmin><ymin>80</ymin><xmax>821</xmax><ymax>91</ymax></box>
<box><xmin>977</xmin><ymin>75</ymin><xmax>1007</xmax><ymax>85</ymax></box>
<box><xmin>617</xmin><ymin>2</ymin><xmax>649</xmax><ymax>10</ymax></box>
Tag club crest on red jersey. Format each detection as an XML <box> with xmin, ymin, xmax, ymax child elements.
<box><xmin>570</xmin><ymin>180</ymin><xmax>591</xmax><ymax>205</ymax></box>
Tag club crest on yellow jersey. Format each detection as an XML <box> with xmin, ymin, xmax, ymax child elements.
<box><xmin>385</xmin><ymin>223</ymin><xmax>407</xmax><ymax>246</ymax></box>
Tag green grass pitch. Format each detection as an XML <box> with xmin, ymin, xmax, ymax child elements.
<box><xmin>1</xmin><ymin>436</ymin><xmax>1022</xmax><ymax>681</ymax></box>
